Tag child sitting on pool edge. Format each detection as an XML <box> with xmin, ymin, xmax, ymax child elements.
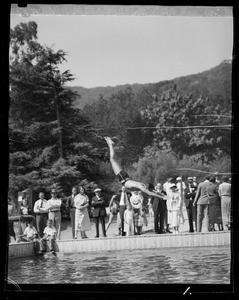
<box><xmin>17</xmin><ymin>221</ymin><xmax>39</xmax><ymax>253</ymax></box>
<box><xmin>39</xmin><ymin>219</ymin><xmax>57</xmax><ymax>256</ymax></box>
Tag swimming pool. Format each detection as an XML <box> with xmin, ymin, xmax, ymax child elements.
<box><xmin>7</xmin><ymin>246</ymin><xmax>230</xmax><ymax>284</ymax></box>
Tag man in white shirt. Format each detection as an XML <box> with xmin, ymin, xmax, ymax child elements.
<box><xmin>33</xmin><ymin>192</ymin><xmax>49</xmax><ymax>238</ymax></box>
<box><xmin>176</xmin><ymin>177</ymin><xmax>186</xmax><ymax>199</ymax></box>
<box><xmin>163</xmin><ymin>178</ymin><xmax>174</xmax><ymax>196</ymax></box>
<box><xmin>118</xmin><ymin>186</ymin><xmax>130</xmax><ymax>236</ymax></box>
<box><xmin>163</xmin><ymin>178</ymin><xmax>174</xmax><ymax>233</ymax></box>
<box><xmin>47</xmin><ymin>189</ymin><xmax>62</xmax><ymax>240</ymax></box>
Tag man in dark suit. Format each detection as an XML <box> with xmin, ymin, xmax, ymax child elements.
<box><xmin>184</xmin><ymin>178</ymin><xmax>197</xmax><ymax>232</ymax></box>
<box><xmin>91</xmin><ymin>188</ymin><xmax>107</xmax><ymax>238</ymax></box>
<box><xmin>193</xmin><ymin>175</ymin><xmax>210</xmax><ymax>232</ymax></box>
<box><xmin>65</xmin><ymin>186</ymin><xmax>77</xmax><ymax>239</ymax></box>
<box><xmin>149</xmin><ymin>183</ymin><xmax>167</xmax><ymax>234</ymax></box>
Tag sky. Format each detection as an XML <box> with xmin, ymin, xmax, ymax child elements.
<box><xmin>10</xmin><ymin>11</ymin><xmax>233</xmax><ymax>88</ymax></box>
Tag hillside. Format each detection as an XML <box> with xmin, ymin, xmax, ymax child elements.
<box><xmin>70</xmin><ymin>59</ymin><xmax>232</xmax><ymax>110</ymax></box>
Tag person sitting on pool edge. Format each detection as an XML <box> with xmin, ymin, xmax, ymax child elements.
<box><xmin>39</xmin><ymin>219</ymin><xmax>57</xmax><ymax>256</ymax></box>
<box><xmin>104</xmin><ymin>137</ymin><xmax>167</xmax><ymax>199</ymax></box>
<box><xmin>18</xmin><ymin>221</ymin><xmax>39</xmax><ymax>253</ymax></box>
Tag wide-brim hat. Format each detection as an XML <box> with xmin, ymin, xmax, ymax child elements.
<box><xmin>187</xmin><ymin>177</ymin><xmax>193</xmax><ymax>181</ymax></box>
<box><xmin>176</xmin><ymin>177</ymin><xmax>182</xmax><ymax>181</ymax></box>
<box><xmin>94</xmin><ymin>188</ymin><xmax>101</xmax><ymax>193</ymax></box>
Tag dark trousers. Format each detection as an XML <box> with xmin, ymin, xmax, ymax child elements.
<box><xmin>8</xmin><ymin>221</ymin><xmax>16</xmax><ymax>241</ymax></box>
<box><xmin>162</xmin><ymin>201</ymin><xmax>168</xmax><ymax>229</ymax></box>
<box><xmin>40</xmin><ymin>236</ymin><xmax>56</xmax><ymax>252</ymax></box>
<box><xmin>119</xmin><ymin>205</ymin><xmax>126</xmax><ymax>236</ymax></box>
<box><xmin>197</xmin><ymin>204</ymin><xmax>209</xmax><ymax>232</ymax></box>
<box><xmin>36</xmin><ymin>214</ymin><xmax>48</xmax><ymax>238</ymax></box>
<box><xmin>70</xmin><ymin>208</ymin><xmax>76</xmax><ymax>238</ymax></box>
<box><xmin>154</xmin><ymin>208</ymin><xmax>166</xmax><ymax>233</ymax></box>
<box><xmin>94</xmin><ymin>216</ymin><xmax>106</xmax><ymax>237</ymax></box>
<box><xmin>186</xmin><ymin>201</ymin><xmax>197</xmax><ymax>232</ymax></box>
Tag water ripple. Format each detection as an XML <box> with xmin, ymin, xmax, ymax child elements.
<box><xmin>7</xmin><ymin>246</ymin><xmax>230</xmax><ymax>284</ymax></box>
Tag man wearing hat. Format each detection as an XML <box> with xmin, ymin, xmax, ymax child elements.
<box><xmin>184</xmin><ymin>177</ymin><xmax>197</xmax><ymax>232</ymax></box>
<box><xmin>91</xmin><ymin>188</ymin><xmax>107</xmax><ymax>238</ymax></box>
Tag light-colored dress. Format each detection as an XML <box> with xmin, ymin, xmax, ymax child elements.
<box><xmin>124</xmin><ymin>209</ymin><xmax>134</xmax><ymax>236</ymax></box>
<box><xmin>176</xmin><ymin>182</ymin><xmax>186</xmax><ymax>224</ymax></box>
<box><xmin>167</xmin><ymin>192</ymin><xmax>181</xmax><ymax>227</ymax></box>
<box><xmin>130</xmin><ymin>194</ymin><xmax>144</xmax><ymax>227</ymax></box>
<box><xmin>74</xmin><ymin>194</ymin><xmax>91</xmax><ymax>231</ymax></box>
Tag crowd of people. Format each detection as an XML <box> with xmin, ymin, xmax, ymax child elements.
<box><xmin>149</xmin><ymin>175</ymin><xmax>231</xmax><ymax>235</ymax></box>
<box><xmin>8</xmin><ymin>172</ymin><xmax>231</xmax><ymax>250</ymax></box>
<box><xmin>7</xmin><ymin>136</ymin><xmax>231</xmax><ymax>255</ymax></box>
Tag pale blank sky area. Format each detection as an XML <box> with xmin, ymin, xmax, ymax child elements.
<box><xmin>10</xmin><ymin>13</ymin><xmax>233</xmax><ymax>88</ymax></box>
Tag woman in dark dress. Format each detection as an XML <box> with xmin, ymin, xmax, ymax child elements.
<box><xmin>207</xmin><ymin>176</ymin><xmax>223</xmax><ymax>231</ymax></box>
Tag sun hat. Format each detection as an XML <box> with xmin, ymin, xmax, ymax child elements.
<box><xmin>94</xmin><ymin>188</ymin><xmax>101</xmax><ymax>193</ymax></box>
<box><xmin>176</xmin><ymin>177</ymin><xmax>182</xmax><ymax>181</ymax></box>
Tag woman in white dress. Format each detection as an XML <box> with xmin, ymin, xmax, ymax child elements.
<box><xmin>130</xmin><ymin>191</ymin><xmax>144</xmax><ymax>235</ymax></box>
<box><xmin>74</xmin><ymin>186</ymin><xmax>91</xmax><ymax>239</ymax></box>
<box><xmin>167</xmin><ymin>184</ymin><xmax>182</xmax><ymax>234</ymax></box>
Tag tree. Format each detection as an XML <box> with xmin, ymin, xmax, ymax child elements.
<box><xmin>141</xmin><ymin>84</ymin><xmax>231</xmax><ymax>163</ymax></box>
<box><xmin>9</xmin><ymin>21</ymin><xmax>105</xmax><ymax>197</ymax></box>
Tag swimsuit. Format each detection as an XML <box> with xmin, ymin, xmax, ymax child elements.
<box><xmin>117</xmin><ymin>170</ymin><xmax>130</xmax><ymax>184</ymax></box>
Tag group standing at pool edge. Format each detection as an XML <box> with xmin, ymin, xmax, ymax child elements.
<box><xmin>8</xmin><ymin>137</ymin><xmax>232</xmax><ymax>251</ymax></box>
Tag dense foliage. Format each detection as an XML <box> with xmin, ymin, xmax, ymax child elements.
<box><xmin>141</xmin><ymin>84</ymin><xmax>231</xmax><ymax>161</ymax></box>
<box><xmin>9</xmin><ymin>22</ymin><xmax>105</xmax><ymax>197</ymax></box>
<box><xmin>82</xmin><ymin>73</ymin><xmax>231</xmax><ymax>184</ymax></box>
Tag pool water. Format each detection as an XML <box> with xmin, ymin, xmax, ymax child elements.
<box><xmin>7</xmin><ymin>246</ymin><xmax>230</xmax><ymax>284</ymax></box>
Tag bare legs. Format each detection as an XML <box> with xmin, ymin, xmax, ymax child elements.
<box><xmin>104</xmin><ymin>137</ymin><xmax>122</xmax><ymax>175</ymax></box>
<box><xmin>75</xmin><ymin>230</ymin><xmax>88</xmax><ymax>239</ymax></box>
<box><xmin>124</xmin><ymin>180</ymin><xmax>166</xmax><ymax>198</ymax></box>
<box><xmin>104</xmin><ymin>137</ymin><xmax>167</xmax><ymax>199</ymax></box>
<box><xmin>106</xmin><ymin>213</ymin><xmax>114</xmax><ymax>231</ymax></box>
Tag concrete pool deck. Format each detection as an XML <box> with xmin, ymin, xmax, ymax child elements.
<box><xmin>8</xmin><ymin>210</ymin><xmax>231</xmax><ymax>258</ymax></box>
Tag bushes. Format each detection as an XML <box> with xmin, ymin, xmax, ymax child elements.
<box><xmin>130</xmin><ymin>150</ymin><xmax>231</xmax><ymax>186</ymax></box>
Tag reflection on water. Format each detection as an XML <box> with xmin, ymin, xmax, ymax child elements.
<box><xmin>7</xmin><ymin>246</ymin><xmax>230</xmax><ymax>284</ymax></box>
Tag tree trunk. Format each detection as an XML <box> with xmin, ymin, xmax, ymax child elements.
<box><xmin>53</xmin><ymin>85</ymin><xmax>64</xmax><ymax>159</ymax></box>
